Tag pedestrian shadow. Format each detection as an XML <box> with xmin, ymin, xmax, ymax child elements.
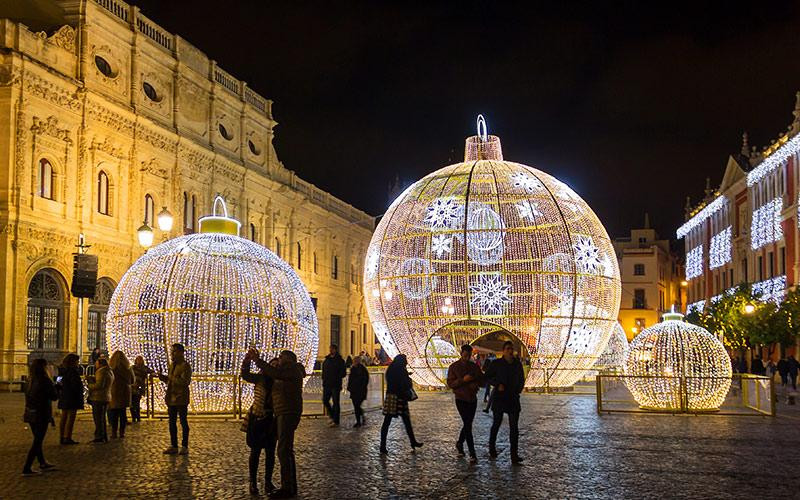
<box><xmin>165</xmin><ymin>457</ymin><xmax>193</xmax><ymax>498</ymax></box>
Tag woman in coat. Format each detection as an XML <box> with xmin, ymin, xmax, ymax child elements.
<box><xmin>22</xmin><ymin>358</ymin><xmax>58</xmax><ymax>476</ymax></box>
<box><xmin>379</xmin><ymin>354</ymin><xmax>423</xmax><ymax>454</ymax></box>
<box><xmin>56</xmin><ymin>353</ymin><xmax>83</xmax><ymax>444</ymax></box>
<box><xmin>108</xmin><ymin>350</ymin><xmax>135</xmax><ymax>438</ymax></box>
<box><xmin>347</xmin><ymin>355</ymin><xmax>369</xmax><ymax>428</ymax></box>
<box><xmin>131</xmin><ymin>356</ymin><xmax>153</xmax><ymax>422</ymax></box>
<box><xmin>241</xmin><ymin>351</ymin><xmax>278</xmax><ymax>496</ymax></box>
<box><xmin>87</xmin><ymin>358</ymin><xmax>114</xmax><ymax>443</ymax></box>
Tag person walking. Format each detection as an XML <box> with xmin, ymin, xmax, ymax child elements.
<box><xmin>447</xmin><ymin>344</ymin><xmax>484</xmax><ymax>462</ymax></box>
<box><xmin>482</xmin><ymin>353</ymin><xmax>495</xmax><ymax>411</ymax></box>
<box><xmin>777</xmin><ymin>356</ymin><xmax>789</xmax><ymax>388</ymax></box>
<box><xmin>379</xmin><ymin>354</ymin><xmax>423</xmax><ymax>454</ymax></box>
<box><xmin>22</xmin><ymin>359</ymin><xmax>58</xmax><ymax>476</ymax></box>
<box><xmin>788</xmin><ymin>355</ymin><xmax>799</xmax><ymax>391</ymax></box>
<box><xmin>485</xmin><ymin>341</ymin><xmax>525</xmax><ymax>465</ymax></box>
<box><xmin>252</xmin><ymin>349</ymin><xmax>306</xmax><ymax>499</ymax></box>
<box><xmin>241</xmin><ymin>350</ymin><xmax>278</xmax><ymax>496</ymax></box>
<box><xmin>158</xmin><ymin>343</ymin><xmax>192</xmax><ymax>455</ymax></box>
<box><xmin>347</xmin><ymin>355</ymin><xmax>370</xmax><ymax>428</ymax></box>
<box><xmin>56</xmin><ymin>353</ymin><xmax>83</xmax><ymax>445</ymax></box>
<box><xmin>131</xmin><ymin>356</ymin><xmax>153</xmax><ymax>422</ymax></box>
<box><xmin>321</xmin><ymin>344</ymin><xmax>346</xmax><ymax>428</ymax></box>
<box><xmin>108</xmin><ymin>351</ymin><xmax>135</xmax><ymax>438</ymax></box>
<box><xmin>87</xmin><ymin>357</ymin><xmax>114</xmax><ymax>443</ymax></box>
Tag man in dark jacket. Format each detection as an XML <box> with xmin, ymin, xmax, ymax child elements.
<box><xmin>321</xmin><ymin>344</ymin><xmax>346</xmax><ymax>427</ymax></box>
<box><xmin>777</xmin><ymin>356</ymin><xmax>789</xmax><ymax>388</ymax></box>
<box><xmin>485</xmin><ymin>341</ymin><xmax>525</xmax><ymax>465</ymax></box>
<box><xmin>447</xmin><ymin>344</ymin><xmax>484</xmax><ymax>462</ymax></box>
<box><xmin>253</xmin><ymin>349</ymin><xmax>306</xmax><ymax>499</ymax></box>
<box><xmin>788</xmin><ymin>355</ymin><xmax>799</xmax><ymax>390</ymax></box>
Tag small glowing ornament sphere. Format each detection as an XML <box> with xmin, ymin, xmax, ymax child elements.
<box><xmin>364</xmin><ymin>117</ymin><xmax>621</xmax><ymax>388</ymax></box>
<box><xmin>624</xmin><ymin>311</ymin><xmax>731</xmax><ymax>411</ymax></box>
<box><xmin>107</xmin><ymin>197</ymin><xmax>319</xmax><ymax>412</ymax></box>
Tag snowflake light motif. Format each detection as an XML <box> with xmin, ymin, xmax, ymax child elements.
<box><xmin>431</xmin><ymin>234</ymin><xmax>452</xmax><ymax>257</ymax></box>
<box><xmin>515</xmin><ymin>201</ymin><xmax>542</xmax><ymax>221</ymax></box>
<box><xmin>510</xmin><ymin>172</ymin><xmax>543</xmax><ymax>193</ymax></box>
<box><xmin>424</xmin><ymin>198</ymin><xmax>462</xmax><ymax>230</ymax></box>
<box><xmin>573</xmin><ymin>236</ymin><xmax>602</xmax><ymax>273</ymax></box>
<box><xmin>469</xmin><ymin>273</ymin><xmax>512</xmax><ymax>315</ymax></box>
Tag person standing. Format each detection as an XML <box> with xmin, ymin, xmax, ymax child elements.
<box><xmin>56</xmin><ymin>353</ymin><xmax>83</xmax><ymax>445</ymax></box>
<box><xmin>252</xmin><ymin>349</ymin><xmax>306</xmax><ymax>499</ymax></box>
<box><xmin>87</xmin><ymin>357</ymin><xmax>114</xmax><ymax>443</ymax></box>
<box><xmin>347</xmin><ymin>355</ymin><xmax>370</xmax><ymax>427</ymax></box>
<box><xmin>485</xmin><ymin>341</ymin><xmax>525</xmax><ymax>464</ymax></box>
<box><xmin>380</xmin><ymin>354</ymin><xmax>423</xmax><ymax>454</ymax></box>
<box><xmin>321</xmin><ymin>344</ymin><xmax>346</xmax><ymax>428</ymax></box>
<box><xmin>108</xmin><ymin>351</ymin><xmax>135</xmax><ymax>438</ymax></box>
<box><xmin>482</xmin><ymin>353</ymin><xmax>495</xmax><ymax>410</ymax></box>
<box><xmin>447</xmin><ymin>345</ymin><xmax>484</xmax><ymax>462</ymax></box>
<box><xmin>751</xmin><ymin>356</ymin><xmax>765</xmax><ymax>376</ymax></box>
<box><xmin>241</xmin><ymin>350</ymin><xmax>278</xmax><ymax>496</ymax></box>
<box><xmin>788</xmin><ymin>355</ymin><xmax>799</xmax><ymax>391</ymax></box>
<box><xmin>131</xmin><ymin>356</ymin><xmax>153</xmax><ymax>422</ymax></box>
<box><xmin>777</xmin><ymin>356</ymin><xmax>789</xmax><ymax>388</ymax></box>
<box><xmin>158</xmin><ymin>343</ymin><xmax>192</xmax><ymax>455</ymax></box>
<box><xmin>90</xmin><ymin>347</ymin><xmax>102</xmax><ymax>366</ymax></box>
<box><xmin>22</xmin><ymin>359</ymin><xmax>58</xmax><ymax>476</ymax></box>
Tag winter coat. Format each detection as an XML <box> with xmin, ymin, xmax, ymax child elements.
<box><xmin>347</xmin><ymin>364</ymin><xmax>370</xmax><ymax>402</ymax></box>
<box><xmin>132</xmin><ymin>364</ymin><xmax>151</xmax><ymax>396</ymax></box>
<box><xmin>385</xmin><ymin>363</ymin><xmax>413</xmax><ymax>399</ymax></box>
<box><xmin>788</xmin><ymin>357</ymin><xmax>800</xmax><ymax>376</ymax></box>
<box><xmin>109</xmin><ymin>365</ymin><xmax>135</xmax><ymax>409</ymax></box>
<box><xmin>88</xmin><ymin>365</ymin><xmax>114</xmax><ymax>403</ymax></box>
<box><xmin>321</xmin><ymin>353</ymin><xmax>346</xmax><ymax>390</ymax></box>
<box><xmin>25</xmin><ymin>377</ymin><xmax>58</xmax><ymax>424</ymax></box>
<box><xmin>158</xmin><ymin>358</ymin><xmax>192</xmax><ymax>407</ymax></box>
<box><xmin>485</xmin><ymin>357</ymin><xmax>525</xmax><ymax>414</ymax></box>
<box><xmin>447</xmin><ymin>359</ymin><xmax>485</xmax><ymax>402</ymax></box>
<box><xmin>57</xmin><ymin>365</ymin><xmax>84</xmax><ymax>410</ymax></box>
<box><xmin>256</xmin><ymin>359</ymin><xmax>306</xmax><ymax>416</ymax></box>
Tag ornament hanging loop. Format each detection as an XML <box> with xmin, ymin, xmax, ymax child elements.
<box><xmin>476</xmin><ymin>114</ymin><xmax>488</xmax><ymax>142</ymax></box>
<box><xmin>212</xmin><ymin>195</ymin><xmax>229</xmax><ymax>218</ymax></box>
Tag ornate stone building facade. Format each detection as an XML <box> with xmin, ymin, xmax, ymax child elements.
<box><xmin>0</xmin><ymin>0</ymin><xmax>375</xmax><ymax>382</ymax></box>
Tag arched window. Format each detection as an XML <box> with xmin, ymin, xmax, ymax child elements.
<box><xmin>97</xmin><ymin>171</ymin><xmax>109</xmax><ymax>215</ymax></box>
<box><xmin>144</xmin><ymin>194</ymin><xmax>154</xmax><ymax>226</ymax></box>
<box><xmin>313</xmin><ymin>252</ymin><xmax>318</xmax><ymax>274</ymax></box>
<box><xmin>183</xmin><ymin>192</ymin><xmax>196</xmax><ymax>233</ymax></box>
<box><xmin>38</xmin><ymin>159</ymin><xmax>54</xmax><ymax>200</ymax></box>
<box><xmin>296</xmin><ymin>242</ymin><xmax>302</xmax><ymax>269</ymax></box>
<box><xmin>250</xmin><ymin>223</ymin><xmax>257</xmax><ymax>242</ymax></box>
<box><xmin>26</xmin><ymin>269</ymin><xmax>67</xmax><ymax>350</ymax></box>
<box><xmin>332</xmin><ymin>255</ymin><xmax>339</xmax><ymax>280</ymax></box>
<box><xmin>275</xmin><ymin>237</ymin><xmax>281</xmax><ymax>258</ymax></box>
<box><xmin>88</xmin><ymin>279</ymin><xmax>115</xmax><ymax>351</ymax></box>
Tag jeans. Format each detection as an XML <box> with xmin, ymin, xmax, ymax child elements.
<box><xmin>455</xmin><ymin>399</ymin><xmax>477</xmax><ymax>455</ymax></box>
<box><xmin>23</xmin><ymin>420</ymin><xmax>49</xmax><ymax>472</ymax></box>
<box><xmin>276</xmin><ymin>414</ymin><xmax>301</xmax><ymax>494</ymax></box>
<box><xmin>489</xmin><ymin>409</ymin><xmax>520</xmax><ymax>457</ymax></box>
<box><xmin>351</xmin><ymin>397</ymin><xmax>365</xmax><ymax>424</ymax></box>
<box><xmin>131</xmin><ymin>393</ymin><xmax>142</xmax><ymax>421</ymax></box>
<box><xmin>107</xmin><ymin>408</ymin><xmax>128</xmax><ymax>436</ymax></box>
<box><xmin>380</xmin><ymin>413</ymin><xmax>417</xmax><ymax>450</ymax></box>
<box><xmin>59</xmin><ymin>408</ymin><xmax>77</xmax><ymax>440</ymax></box>
<box><xmin>168</xmin><ymin>405</ymin><xmax>189</xmax><ymax>447</ymax></box>
<box><xmin>322</xmin><ymin>386</ymin><xmax>341</xmax><ymax>424</ymax></box>
<box><xmin>249</xmin><ymin>421</ymin><xmax>277</xmax><ymax>487</ymax></box>
<box><xmin>91</xmin><ymin>402</ymin><xmax>108</xmax><ymax>441</ymax></box>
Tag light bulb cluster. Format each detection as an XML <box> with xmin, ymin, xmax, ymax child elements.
<box><xmin>685</xmin><ymin>246</ymin><xmax>703</xmax><ymax>280</ymax></box>
<box><xmin>364</xmin><ymin>133</ymin><xmax>621</xmax><ymax>389</ymax></box>
<box><xmin>593</xmin><ymin>322</ymin><xmax>629</xmax><ymax>372</ymax></box>
<box><xmin>107</xmin><ymin>232</ymin><xmax>319</xmax><ymax>413</ymax></box>
<box><xmin>751</xmin><ymin>198</ymin><xmax>783</xmax><ymax>250</ymax></box>
<box><xmin>686</xmin><ymin>300</ymin><xmax>705</xmax><ymax>315</ymax></box>
<box><xmin>676</xmin><ymin>195</ymin><xmax>727</xmax><ymax>239</ymax></box>
<box><xmin>709</xmin><ymin>226</ymin><xmax>732</xmax><ymax>270</ymax></box>
<box><xmin>746</xmin><ymin>134</ymin><xmax>800</xmax><ymax>186</ymax></box>
<box><xmin>624</xmin><ymin>315</ymin><xmax>732</xmax><ymax>411</ymax></box>
<box><xmin>752</xmin><ymin>275</ymin><xmax>786</xmax><ymax>304</ymax></box>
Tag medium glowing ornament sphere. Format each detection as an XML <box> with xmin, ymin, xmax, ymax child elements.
<box><xmin>593</xmin><ymin>322</ymin><xmax>629</xmax><ymax>372</ymax></box>
<box><xmin>107</xmin><ymin>197</ymin><xmax>318</xmax><ymax>412</ymax></box>
<box><xmin>624</xmin><ymin>311</ymin><xmax>731</xmax><ymax>411</ymax></box>
<box><xmin>364</xmin><ymin>116</ymin><xmax>621</xmax><ymax>388</ymax></box>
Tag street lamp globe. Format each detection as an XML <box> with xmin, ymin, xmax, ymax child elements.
<box><xmin>157</xmin><ymin>206</ymin><xmax>174</xmax><ymax>232</ymax></box>
<box><xmin>137</xmin><ymin>222</ymin><xmax>154</xmax><ymax>249</ymax></box>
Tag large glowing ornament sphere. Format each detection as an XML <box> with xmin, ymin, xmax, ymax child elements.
<box><xmin>364</xmin><ymin>116</ymin><xmax>621</xmax><ymax>388</ymax></box>
<box><xmin>107</xmin><ymin>197</ymin><xmax>318</xmax><ymax>412</ymax></box>
<box><xmin>624</xmin><ymin>311</ymin><xmax>731</xmax><ymax>411</ymax></box>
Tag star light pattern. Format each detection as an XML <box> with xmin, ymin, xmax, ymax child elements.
<box><xmin>107</xmin><ymin>232</ymin><xmax>319</xmax><ymax>413</ymax></box>
<box><xmin>364</xmin><ymin>132</ymin><xmax>621</xmax><ymax>388</ymax></box>
<box><xmin>515</xmin><ymin>201</ymin><xmax>542</xmax><ymax>221</ymax></box>
<box><xmin>624</xmin><ymin>315</ymin><xmax>732</xmax><ymax>411</ymax></box>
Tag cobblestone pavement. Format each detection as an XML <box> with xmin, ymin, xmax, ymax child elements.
<box><xmin>1</xmin><ymin>392</ymin><xmax>798</xmax><ymax>499</ymax></box>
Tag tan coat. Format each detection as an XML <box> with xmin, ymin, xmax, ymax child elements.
<box><xmin>158</xmin><ymin>359</ymin><xmax>192</xmax><ymax>406</ymax></box>
<box><xmin>88</xmin><ymin>365</ymin><xmax>114</xmax><ymax>403</ymax></box>
<box><xmin>109</xmin><ymin>365</ymin><xmax>135</xmax><ymax>409</ymax></box>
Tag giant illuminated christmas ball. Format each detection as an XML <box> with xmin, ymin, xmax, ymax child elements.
<box><xmin>107</xmin><ymin>197</ymin><xmax>318</xmax><ymax>412</ymax></box>
<box><xmin>624</xmin><ymin>311</ymin><xmax>731</xmax><ymax>411</ymax></box>
<box><xmin>364</xmin><ymin>117</ymin><xmax>621</xmax><ymax>388</ymax></box>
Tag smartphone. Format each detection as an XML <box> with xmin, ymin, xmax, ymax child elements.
<box><xmin>56</xmin><ymin>376</ymin><xmax>63</xmax><ymax>383</ymax></box>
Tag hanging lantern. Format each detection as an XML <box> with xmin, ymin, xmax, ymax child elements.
<box><xmin>364</xmin><ymin>116</ymin><xmax>621</xmax><ymax>388</ymax></box>
<box><xmin>107</xmin><ymin>196</ymin><xmax>318</xmax><ymax>412</ymax></box>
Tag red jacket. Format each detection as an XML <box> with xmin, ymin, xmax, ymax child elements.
<box><xmin>447</xmin><ymin>359</ymin><xmax>484</xmax><ymax>402</ymax></box>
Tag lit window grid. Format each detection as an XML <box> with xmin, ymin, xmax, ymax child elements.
<box><xmin>364</xmin><ymin>160</ymin><xmax>621</xmax><ymax>389</ymax></box>
<box><xmin>750</xmin><ymin>198</ymin><xmax>783</xmax><ymax>250</ymax></box>
<box><xmin>676</xmin><ymin>195</ymin><xmax>727</xmax><ymax>239</ymax></box>
<box><xmin>752</xmin><ymin>275</ymin><xmax>786</xmax><ymax>304</ymax></box>
<box><xmin>709</xmin><ymin>226</ymin><xmax>731</xmax><ymax>270</ymax></box>
<box><xmin>746</xmin><ymin>134</ymin><xmax>800</xmax><ymax>186</ymax></box>
<box><xmin>685</xmin><ymin>246</ymin><xmax>703</xmax><ymax>280</ymax></box>
<box><xmin>107</xmin><ymin>233</ymin><xmax>319</xmax><ymax>413</ymax></box>
<box><xmin>624</xmin><ymin>319</ymin><xmax>732</xmax><ymax>411</ymax></box>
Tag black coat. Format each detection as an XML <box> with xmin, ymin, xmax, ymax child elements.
<box><xmin>385</xmin><ymin>363</ymin><xmax>413</xmax><ymax>398</ymax></box>
<box><xmin>57</xmin><ymin>365</ymin><xmax>84</xmax><ymax>410</ymax></box>
<box><xmin>485</xmin><ymin>357</ymin><xmax>525</xmax><ymax>414</ymax></box>
<box><xmin>347</xmin><ymin>364</ymin><xmax>370</xmax><ymax>401</ymax></box>
<box><xmin>25</xmin><ymin>377</ymin><xmax>58</xmax><ymax>424</ymax></box>
<box><xmin>321</xmin><ymin>354</ymin><xmax>346</xmax><ymax>390</ymax></box>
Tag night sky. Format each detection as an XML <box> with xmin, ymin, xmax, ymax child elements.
<box><xmin>133</xmin><ymin>1</ymin><xmax>800</xmax><ymax>241</ymax></box>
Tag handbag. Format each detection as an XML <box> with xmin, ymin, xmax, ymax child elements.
<box><xmin>405</xmin><ymin>387</ymin><xmax>418</xmax><ymax>402</ymax></box>
<box><xmin>23</xmin><ymin>407</ymin><xmax>37</xmax><ymax>423</ymax></box>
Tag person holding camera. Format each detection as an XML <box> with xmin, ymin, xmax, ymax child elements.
<box><xmin>241</xmin><ymin>349</ymin><xmax>278</xmax><ymax>496</ymax></box>
<box><xmin>158</xmin><ymin>343</ymin><xmax>192</xmax><ymax>455</ymax></box>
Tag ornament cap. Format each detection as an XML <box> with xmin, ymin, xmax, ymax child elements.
<box><xmin>662</xmin><ymin>305</ymin><xmax>684</xmax><ymax>322</ymax></box>
<box><xmin>464</xmin><ymin>115</ymin><xmax>503</xmax><ymax>161</ymax></box>
<box><xmin>199</xmin><ymin>196</ymin><xmax>241</xmax><ymax>236</ymax></box>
